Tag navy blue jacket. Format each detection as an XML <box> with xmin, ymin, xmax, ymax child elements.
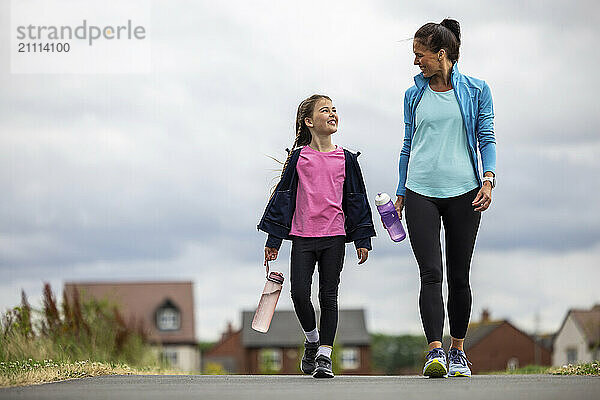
<box><xmin>257</xmin><ymin>147</ymin><xmax>376</xmax><ymax>250</ymax></box>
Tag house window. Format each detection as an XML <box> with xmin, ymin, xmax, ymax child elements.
<box><xmin>162</xmin><ymin>349</ymin><xmax>178</xmax><ymax>366</ymax></box>
<box><xmin>259</xmin><ymin>349</ymin><xmax>282</xmax><ymax>373</ymax></box>
<box><xmin>341</xmin><ymin>348</ymin><xmax>360</xmax><ymax>370</ymax></box>
<box><xmin>507</xmin><ymin>357</ymin><xmax>519</xmax><ymax>371</ymax></box>
<box><xmin>566</xmin><ymin>348</ymin><xmax>577</xmax><ymax>364</ymax></box>
<box><xmin>155</xmin><ymin>299</ymin><xmax>181</xmax><ymax>331</ymax></box>
<box><xmin>286</xmin><ymin>349</ymin><xmax>297</xmax><ymax>360</ymax></box>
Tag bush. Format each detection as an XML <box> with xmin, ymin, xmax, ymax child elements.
<box><xmin>203</xmin><ymin>362</ymin><xmax>227</xmax><ymax>375</ymax></box>
<box><xmin>370</xmin><ymin>334</ymin><xmax>428</xmax><ymax>375</ymax></box>
<box><xmin>0</xmin><ymin>284</ymin><xmax>161</xmax><ymax>369</ymax></box>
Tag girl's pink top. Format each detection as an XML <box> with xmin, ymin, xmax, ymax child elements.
<box><xmin>289</xmin><ymin>145</ymin><xmax>346</xmax><ymax>237</ymax></box>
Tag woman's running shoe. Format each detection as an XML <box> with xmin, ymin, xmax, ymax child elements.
<box><xmin>313</xmin><ymin>354</ymin><xmax>334</xmax><ymax>378</ymax></box>
<box><xmin>447</xmin><ymin>347</ymin><xmax>472</xmax><ymax>377</ymax></box>
<box><xmin>423</xmin><ymin>347</ymin><xmax>448</xmax><ymax>378</ymax></box>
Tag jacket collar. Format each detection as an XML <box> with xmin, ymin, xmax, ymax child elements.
<box><xmin>413</xmin><ymin>62</ymin><xmax>460</xmax><ymax>89</ymax></box>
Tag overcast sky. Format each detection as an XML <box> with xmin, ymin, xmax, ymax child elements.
<box><xmin>1</xmin><ymin>0</ymin><xmax>599</xmax><ymax>342</ymax></box>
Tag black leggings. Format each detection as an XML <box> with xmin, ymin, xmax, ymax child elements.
<box><xmin>405</xmin><ymin>188</ymin><xmax>481</xmax><ymax>343</ymax></box>
<box><xmin>290</xmin><ymin>236</ymin><xmax>346</xmax><ymax>346</ymax></box>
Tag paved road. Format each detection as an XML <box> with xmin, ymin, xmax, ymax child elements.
<box><xmin>1</xmin><ymin>375</ymin><xmax>599</xmax><ymax>400</ymax></box>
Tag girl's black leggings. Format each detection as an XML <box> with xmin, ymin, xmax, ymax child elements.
<box><xmin>290</xmin><ymin>235</ymin><xmax>346</xmax><ymax>347</ymax></box>
<box><xmin>404</xmin><ymin>187</ymin><xmax>481</xmax><ymax>344</ymax></box>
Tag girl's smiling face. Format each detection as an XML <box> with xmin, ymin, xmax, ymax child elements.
<box><xmin>305</xmin><ymin>98</ymin><xmax>338</xmax><ymax>135</ymax></box>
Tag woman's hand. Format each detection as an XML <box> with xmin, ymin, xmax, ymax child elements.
<box><xmin>394</xmin><ymin>196</ymin><xmax>405</xmax><ymax>219</ymax></box>
<box><xmin>472</xmin><ymin>184</ymin><xmax>492</xmax><ymax>212</ymax></box>
<box><xmin>356</xmin><ymin>248</ymin><xmax>369</xmax><ymax>265</ymax></box>
<box><xmin>264</xmin><ymin>247</ymin><xmax>278</xmax><ymax>274</ymax></box>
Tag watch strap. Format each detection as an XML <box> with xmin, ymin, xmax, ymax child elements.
<box><xmin>482</xmin><ymin>176</ymin><xmax>495</xmax><ymax>188</ymax></box>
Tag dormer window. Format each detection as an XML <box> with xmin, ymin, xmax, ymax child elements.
<box><xmin>155</xmin><ymin>299</ymin><xmax>181</xmax><ymax>331</ymax></box>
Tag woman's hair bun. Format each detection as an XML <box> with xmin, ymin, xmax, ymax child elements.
<box><xmin>440</xmin><ymin>19</ymin><xmax>461</xmax><ymax>46</ymax></box>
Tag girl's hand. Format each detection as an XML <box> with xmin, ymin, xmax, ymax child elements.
<box><xmin>394</xmin><ymin>196</ymin><xmax>405</xmax><ymax>220</ymax></box>
<box><xmin>356</xmin><ymin>248</ymin><xmax>369</xmax><ymax>265</ymax></box>
<box><xmin>472</xmin><ymin>184</ymin><xmax>492</xmax><ymax>212</ymax></box>
<box><xmin>264</xmin><ymin>247</ymin><xmax>278</xmax><ymax>274</ymax></box>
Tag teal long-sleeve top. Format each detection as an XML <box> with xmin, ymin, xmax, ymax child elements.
<box><xmin>405</xmin><ymin>83</ymin><xmax>479</xmax><ymax>198</ymax></box>
<box><xmin>397</xmin><ymin>64</ymin><xmax>496</xmax><ymax>197</ymax></box>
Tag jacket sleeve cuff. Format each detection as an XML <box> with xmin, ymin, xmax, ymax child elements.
<box><xmin>266</xmin><ymin>235</ymin><xmax>283</xmax><ymax>250</ymax></box>
<box><xmin>354</xmin><ymin>238</ymin><xmax>372</xmax><ymax>251</ymax></box>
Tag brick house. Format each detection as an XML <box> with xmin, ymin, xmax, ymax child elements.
<box><xmin>553</xmin><ymin>304</ymin><xmax>600</xmax><ymax>366</ymax></box>
<box><xmin>443</xmin><ymin>310</ymin><xmax>552</xmax><ymax>374</ymax></box>
<box><xmin>64</xmin><ymin>281</ymin><xmax>200</xmax><ymax>372</ymax></box>
<box><xmin>204</xmin><ymin>309</ymin><xmax>371</xmax><ymax>374</ymax></box>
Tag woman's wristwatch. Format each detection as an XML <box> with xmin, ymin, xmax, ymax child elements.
<box><xmin>482</xmin><ymin>176</ymin><xmax>496</xmax><ymax>188</ymax></box>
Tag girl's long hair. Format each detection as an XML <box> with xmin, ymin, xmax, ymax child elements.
<box><xmin>267</xmin><ymin>94</ymin><xmax>331</xmax><ymax>198</ymax></box>
<box><xmin>279</xmin><ymin>94</ymin><xmax>331</xmax><ymax>178</ymax></box>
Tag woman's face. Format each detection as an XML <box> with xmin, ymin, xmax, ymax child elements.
<box><xmin>305</xmin><ymin>98</ymin><xmax>338</xmax><ymax>135</ymax></box>
<box><xmin>413</xmin><ymin>40</ymin><xmax>441</xmax><ymax>78</ymax></box>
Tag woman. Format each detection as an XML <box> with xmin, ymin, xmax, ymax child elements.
<box><xmin>396</xmin><ymin>19</ymin><xmax>496</xmax><ymax>378</ymax></box>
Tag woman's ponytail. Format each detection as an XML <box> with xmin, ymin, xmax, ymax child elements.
<box><xmin>440</xmin><ymin>18</ymin><xmax>461</xmax><ymax>46</ymax></box>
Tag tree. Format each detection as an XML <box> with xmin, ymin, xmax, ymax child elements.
<box><xmin>370</xmin><ymin>334</ymin><xmax>427</xmax><ymax>374</ymax></box>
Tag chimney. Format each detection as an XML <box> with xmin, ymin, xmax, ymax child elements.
<box><xmin>221</xmin><ymin>320</ymin><xmax>234</xmax><ymax>342</ymax></box>
<box><xmin>481</xmin><ymin>309</ymin><xmax>490</xmax><ymax>323</ymax></box>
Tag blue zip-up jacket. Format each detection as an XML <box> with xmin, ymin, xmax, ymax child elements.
<box><xmin>258</xmin><ymin>147</ymin><xmax>376</xmax><ymax>251</ymax></box>
<box><xmin>396</xmin><ymin>64</ymin><xmax>496</xmax><ymax>196</ymax></box>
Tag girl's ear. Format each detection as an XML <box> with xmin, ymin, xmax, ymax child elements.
<box><xmin>304</xmin><ymin>116</ymin><xmax>313</xmax><ymax>128</ymax></box>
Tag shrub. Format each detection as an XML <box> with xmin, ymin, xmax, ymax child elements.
<box><xmin>0</xmin><ymin>283</ymin><xmax>160</xmax><ymax>369</ymax></box>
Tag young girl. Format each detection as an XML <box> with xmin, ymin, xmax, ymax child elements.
<box><xmin>257</xmin><ymin>94</ymin><xmax>376</xmax><ymax>378</ymax></box>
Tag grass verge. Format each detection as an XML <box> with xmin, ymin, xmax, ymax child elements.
<box><xmin>485</xmin><ymin>365</ymin><xmax>552</xmax><ymax>375</ymax></box>
<box><xmin>551</xmin><ymin>362</ymin><xmax>600</xmax><ymax>376</ymax></box>
<box><xmin>1</xmin><ymin>284</ymin><xmax>180</xmax><ymax>388</ymax></box>
<box><xmin>0</xmin><ymin>359</ymin><xmax>186</xmax><ymax>388</ymax></box>
<box><xmin>485</xmin><ymin>361</ymin><xmax>600</xmax><ymax>376</ymax></box>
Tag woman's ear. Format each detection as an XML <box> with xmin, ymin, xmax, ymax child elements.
<box><xmin>304</xmin><ymin>116</ymin><xmax>313</xmax><ymax>128</ymax></box>
<box><xmin>438</xmin><ymin>49</ymin><xmax>445</xmax><ymax>61</ymax></box>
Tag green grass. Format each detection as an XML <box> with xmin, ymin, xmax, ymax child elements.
<box><xmin>485</xmin><ymin>365</ymin><xmax>551</xmax><ymax>375</ymax></box>
<box><xmin>551</xmin><ymin>362</ymin><xmax>600</xmax><ymax>376</ymax></box>
<box><xmin>0</xmin><ymin>359</ymin><xmax>185</xmax><ymax>387</ymax></box>
<box><xmin>485</xmin><ymin>362</ymin><xmax>600</xmax><ymax>376</ymax></box>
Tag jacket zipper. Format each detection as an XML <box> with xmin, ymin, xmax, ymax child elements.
<box><xmin>452</xmin><ymin>81</ymin><xmax>481</xmax><ymax>187</ymax></box>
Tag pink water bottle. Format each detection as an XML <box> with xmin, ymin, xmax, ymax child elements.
<box><xmin>252</xmin><ymin>271</ymin><xmax>284</xmax><ymax>333</ymax></box>
<box><xmin>375</xmin><ymin>192</ymin><xmax>406</xmax><ymax>242</ymax></box>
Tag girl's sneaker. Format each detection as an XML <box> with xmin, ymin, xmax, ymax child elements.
<box><xmin>301</xmin><ymin>340</ymin><xmax>319</xmax><ymax>374</ymax></box>
<box><xmin>423</xmin><ymin>347</ymin><xmax>448</xmax><ymax>378</ymax></box>
<box><xmin>447</xmin><ymin>347</ymin><xmax>472</xmax><ymax>377</ymax></box>
<box><xmin>312</xmin><ymin>354</ymin><xmax>334</xmax><ymax>378</ymax></box>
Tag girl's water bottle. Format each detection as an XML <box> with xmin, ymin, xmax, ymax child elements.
<box><xmin>375</xmin><ymin>192</ymin><xmax>406</xmax><ymax>242</ymax></box>
<box><xmin>252</xmin><ymin>271</ymin><xmax>284</xmax><ymax>333</ymax></box>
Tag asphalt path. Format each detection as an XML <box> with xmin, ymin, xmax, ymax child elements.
<box><xmin>1</xmin><ymin>374</ymin><xmax>599</xmax><ymax>400</ymax></box>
